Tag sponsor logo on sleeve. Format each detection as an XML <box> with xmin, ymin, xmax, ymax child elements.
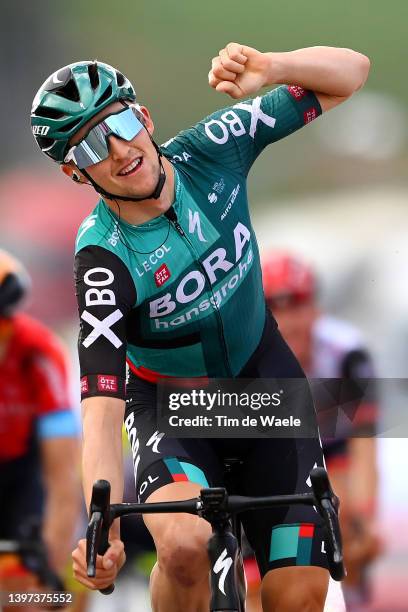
<box><xmin>97</xmin><ymin>375</ymin><xmax>118</xmax><ymax>393</ymax></box>
<box><xmin>287</xmin><ymin>85</ymin><xmax>307</xmax><ymax>100</ymax></box>
<box><xmin>303</xmin><ymin>108</ymin><xmax>318</xmax><ymax>124</ymax></box>
<box><xmin>81</xmin><ymin>376</ymin><xmax>89</xmax><ymax>394</ymax></box>
<box><xmin>154</xmin><ymin>264</ymin><xmax>171</xmax><ymax>287</ymax></box>
<box><xmin>205</xmin><ymin>97</ymin><xmax>276</xmax><ymax>145</ymax></box>
<box><xmin>81</xmin><ymin>267</ymin><xmax>123</xmax><ymax>348</ymax></box>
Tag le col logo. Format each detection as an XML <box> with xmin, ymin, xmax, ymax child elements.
<box><xmin>208</xmin><ymin>192</ymin><xmax>218</xmax><ymax>204</ymax></box>
<box><xmin>135</xmin><ymin>245</ymin><xmax>172</xmax><ymax>278</ymax></box>
<box><xmin>81</xmin><ymin>267</ymin><xmax>123</xmax><ymax>349</ymax></box>
<box><xmin>32</xmin><ymin>125</ymin><xmax>50</xmax><ymax>136</ymax></box>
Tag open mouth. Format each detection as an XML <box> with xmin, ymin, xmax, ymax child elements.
<box><xmin>118</xmin><ymin>157</ymin><xmax>143</xmax><ymax>177</ymax></box>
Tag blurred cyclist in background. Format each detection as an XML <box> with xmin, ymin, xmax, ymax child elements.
<box><xmin>260</xmin><ymin>250</ymin><xmax>382</xmax><ymax>609</ymax></box>
<box><xmin>0</xmin><ymin>249</ymin><xmax>82</xmax><ymax>609</ymax></box>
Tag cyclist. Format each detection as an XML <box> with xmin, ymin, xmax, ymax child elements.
<box><xmin>0</xmin><ymin>250</ymin><xmax>81</xmax><ymax>594</ymax></box>
<box><xmin>262</xmin><ymin>251</ymin><xmax>382</xmax><ymax>608</ymax></box>
<box><xmin>31</xmin><ymin>43</ymin><xmax>370</xmax><ymax>611</ymax></box>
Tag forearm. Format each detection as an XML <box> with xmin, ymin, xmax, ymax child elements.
<box><xmin>264</xmin><ymin>46</ymin><xmax>370</xmax><ymax>96</ymax></box>
<box><xmin>82</xmin><ymin>396</ymin><xmax>125</xmax><ymax>539</ymax></box>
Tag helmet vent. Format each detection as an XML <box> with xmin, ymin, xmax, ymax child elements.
<box><xmin>36</xmin><ymin>136</ymin><xmax>54</xmax><ymax>150</ymax></box>
<box><xmin>88</xmin><ymin>62</ymin><xmax>100</xmax><ymax>90</ymax></box>
<box><xmin>59</xmin><ymin>117</ymin><xmax>82</xmax><ymax>133</ymax></box>
<box><xmin>95</xmin><ymin>84</ymin><xmax>112</xmax><ymax>107</ymax></box>
<box><xmin>116</xmin><ymin>71</ymin><xmax>126</xmax><ymax>87</ymax></box>
<box><xmin>34</xmin><ymin>106</ymin><xmax>65</xmax><ymax>119</ymax></box>
<box><xmin>54</xmin><ymin>78</ymin><xmax>80</xmax><ymax>103</ymax></box>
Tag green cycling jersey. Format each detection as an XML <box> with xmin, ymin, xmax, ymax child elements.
<box><xmin>74</xmin><ymin>85</ymin><xmax>321</xmax><ymax>394</ymax></box>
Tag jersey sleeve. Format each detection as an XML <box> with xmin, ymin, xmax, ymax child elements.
<box><xmin>74</xmin><ymin>245</ymin><xmax>137</xmax><ymax>401</ymax></box>
<box><xmin>30</xmin><ymin>335</ymin><xmax>71</xmax><ymax>416</ymax></box>
<box><xmin>172</xmin><ymin>85</ymin><xmax>322</xmax><ymax>176</ymax></box>
<box><xmin>28</xmin><ymin>328</ymin><xmax>80</xmax><ymax>439</ymax></box>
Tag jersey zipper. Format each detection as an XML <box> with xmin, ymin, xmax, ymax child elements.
<box><xmin>165</xmin><ymin>207</ymin><xmax>233</xmax><ymax>377</ymax></box>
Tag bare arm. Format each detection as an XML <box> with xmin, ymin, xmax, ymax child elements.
<box><xmin>209</xmin><ymin>42</ymin><xmax>370</xmax><ymax>111</ymax></box>
<box><xmin>41</xmin><ymin>436</ymin><xmax>81</xmax><ymax>574</ymax></box>
<box><xmin>81</xmin><ymin>395</ymin><xmax>125</xmax><ymax>539</ymax></box>
<box><xmin>71</xmin><ymin>396</ymin><xmax>127</xmax><ymax>590</ymax></box>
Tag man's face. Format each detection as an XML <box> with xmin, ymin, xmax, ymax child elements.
<box><xmin>62</xmin><ymin>101</ymin><xmax>161</xmax><ymax>200</ymax></box>
<box><xmin>269</xmin><ymin>299</ymin><xmax>318</xmax><ymax>367</ymax></box>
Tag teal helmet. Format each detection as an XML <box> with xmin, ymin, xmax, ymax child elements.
<box><xmin>30</xmin><ymin>60</ymin><xmax>136</xmax><ymax>163</ymax></box>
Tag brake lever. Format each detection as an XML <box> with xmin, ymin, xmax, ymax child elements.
<box><xmin>86</xmin><ymin>480</ymin><xmax>115</xmax><ymax>594</ymax></box>
<box><xmin>310</xmin><ymin>467</ymin><xmax>346</xmax><ymax>581</ymax></box>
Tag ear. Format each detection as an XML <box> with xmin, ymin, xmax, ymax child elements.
<box><xmin>60</xmin><ymin>163</ymin><xmax>88</xmax><ymax>184</ymax></box>
<box><xmin>138</xmin><ymin>105</ymin><xmax>154</xmax><ymax>136</ymax></box>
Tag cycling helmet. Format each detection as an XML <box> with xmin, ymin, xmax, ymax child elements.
<box><xmin>0</xmin><ymin>250</ymin><xmax>31</xmax><ymax>317</ymax></box>
<box><xmin>262</xmin><ymin>251</ymin><xmax>316</xmax><ymax>302</ymax></box>
<box><xmin>30</xmin><ymin>61</ymin><xmax>136</xmax><ymax>163</ymax></box>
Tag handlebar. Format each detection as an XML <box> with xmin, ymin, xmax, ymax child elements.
<box><xmin>86</xmin><ymin>467</ymin><xmax>345</xmax><ymax>593</ymax></box>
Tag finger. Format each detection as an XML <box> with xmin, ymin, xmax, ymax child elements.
<box><xmin>211</xmin><ymin>57</ymin><xmax>237</xmax><ymax>82</ymax></box>
<box><xmin>73</xmin><ymin>562</ymin><xmax>117</xmax><ymax>584</ymax></box>
<box><xmin>208</xmin><ymin>70</ymin><xmax>221</xmax><ymax>89</ymax></box>
<box><xmin>215</xmin><ymin>81</ymin><xmax>243</xmax><ymax>99</ymax></box>
<box><xmin>224</xmin><ymin>42</ymin><xmax>248</xmax><ymax>65</ymax></box>
<box><xmin>73</xmin><ymin>573</ymin><xmax>112</xmax><ymax>591</ymax></box>
<box><xmin>219</xmin><ymin>48</ymin><xmax>246</xmax><ymax>74</ymax></box>
<box><xmin>103</xmin><ymin>540</ymin><xmax>125</xmax><ymax>570</ymax></box>
<box><xmin>72</xmin><ymin>547</ymin><xmax>105</xmax><ymax>570</ymax></box>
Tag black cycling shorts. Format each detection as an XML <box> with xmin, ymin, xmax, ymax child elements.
<box><xmin>124</xmin><ymin>312</ymin><xmax>328</xmax><ymax>576</ymax></box>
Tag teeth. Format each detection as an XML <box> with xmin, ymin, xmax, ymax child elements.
<box><xmin>119</xmin><ymin>158</ymin><xmax>141</xmax><ymax>175</ymax></box>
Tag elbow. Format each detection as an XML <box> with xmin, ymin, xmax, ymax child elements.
<box><xmin>355</xmin><ymin>52</ymin><xmax>371</xmax><ymax>90</ymax></box>
<box><xmin>348</xmin><ymin>49</ymin><xmax>371</xmax><ymax>92</ymax></box>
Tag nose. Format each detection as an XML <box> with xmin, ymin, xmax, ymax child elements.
<box><xmin>107</xmin><ymin>134</ymin><xmax>132</xmax><ymax>160</ymax></box>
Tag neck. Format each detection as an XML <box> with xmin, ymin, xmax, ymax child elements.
<box><xmin>104</xmin><ymin>157</ymin><xmax>175</xmax><ymax>226</ymax></box>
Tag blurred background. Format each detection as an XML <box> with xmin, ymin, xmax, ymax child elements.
<box><xmin>1</xmin><ymin>0</ymin><xmax>407</xmax><ymax>609</ymax></box>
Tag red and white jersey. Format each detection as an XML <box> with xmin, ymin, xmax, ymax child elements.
<box><xmin>309</xmin><ymin>315</ymin><xmax>378</xmax><ymax>438</ymax></box>
<box><xmin>310</xmin><ymin>315</ymin><xmax>372</xmax><ymax>378</ymax></box>
<box><xmin>0</xmin><ymin>313</ymin><xmax>76</xmax><ymax>462</ymax></box>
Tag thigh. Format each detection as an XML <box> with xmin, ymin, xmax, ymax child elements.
<box><xmin>239</xmin><ymin>435</ymin><xmax>328</xmax><ymax>578</ymax></box>
<box><xmin>124</xmin><ymin>376</ymin><xmax>225</xmax><ymax>505</ymax></box>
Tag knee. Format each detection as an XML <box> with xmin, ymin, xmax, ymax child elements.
<box><xmin>262</xmin><ymin>581</ymin><xmax>326</xmax><ymax>612</ymax></box>
<box><xmin>157</xmin><ymin>528</ymin><xmax>210</xmax><ymax>588</ymax></box>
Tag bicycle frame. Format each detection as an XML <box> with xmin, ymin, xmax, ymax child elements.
<box><xmin>86</xmin><ymin>467</ymin><xmax>345</xmax><ymax>611</ymax></box>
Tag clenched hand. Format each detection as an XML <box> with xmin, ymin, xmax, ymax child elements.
<box><xmin>72</xmin><ymin>537</ymin><xmax>126</xmax><ymax>590</ymax></box>
<box><xmin>208</xmin><ymin>42</ymin><xmax>269</xmax><ymax>99</ymax></box>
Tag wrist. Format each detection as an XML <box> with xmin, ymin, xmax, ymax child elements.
<box><xmin>263</xmin><ymin>52</ymin><xmax>290</xmax><ymax>86</ymax></box>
